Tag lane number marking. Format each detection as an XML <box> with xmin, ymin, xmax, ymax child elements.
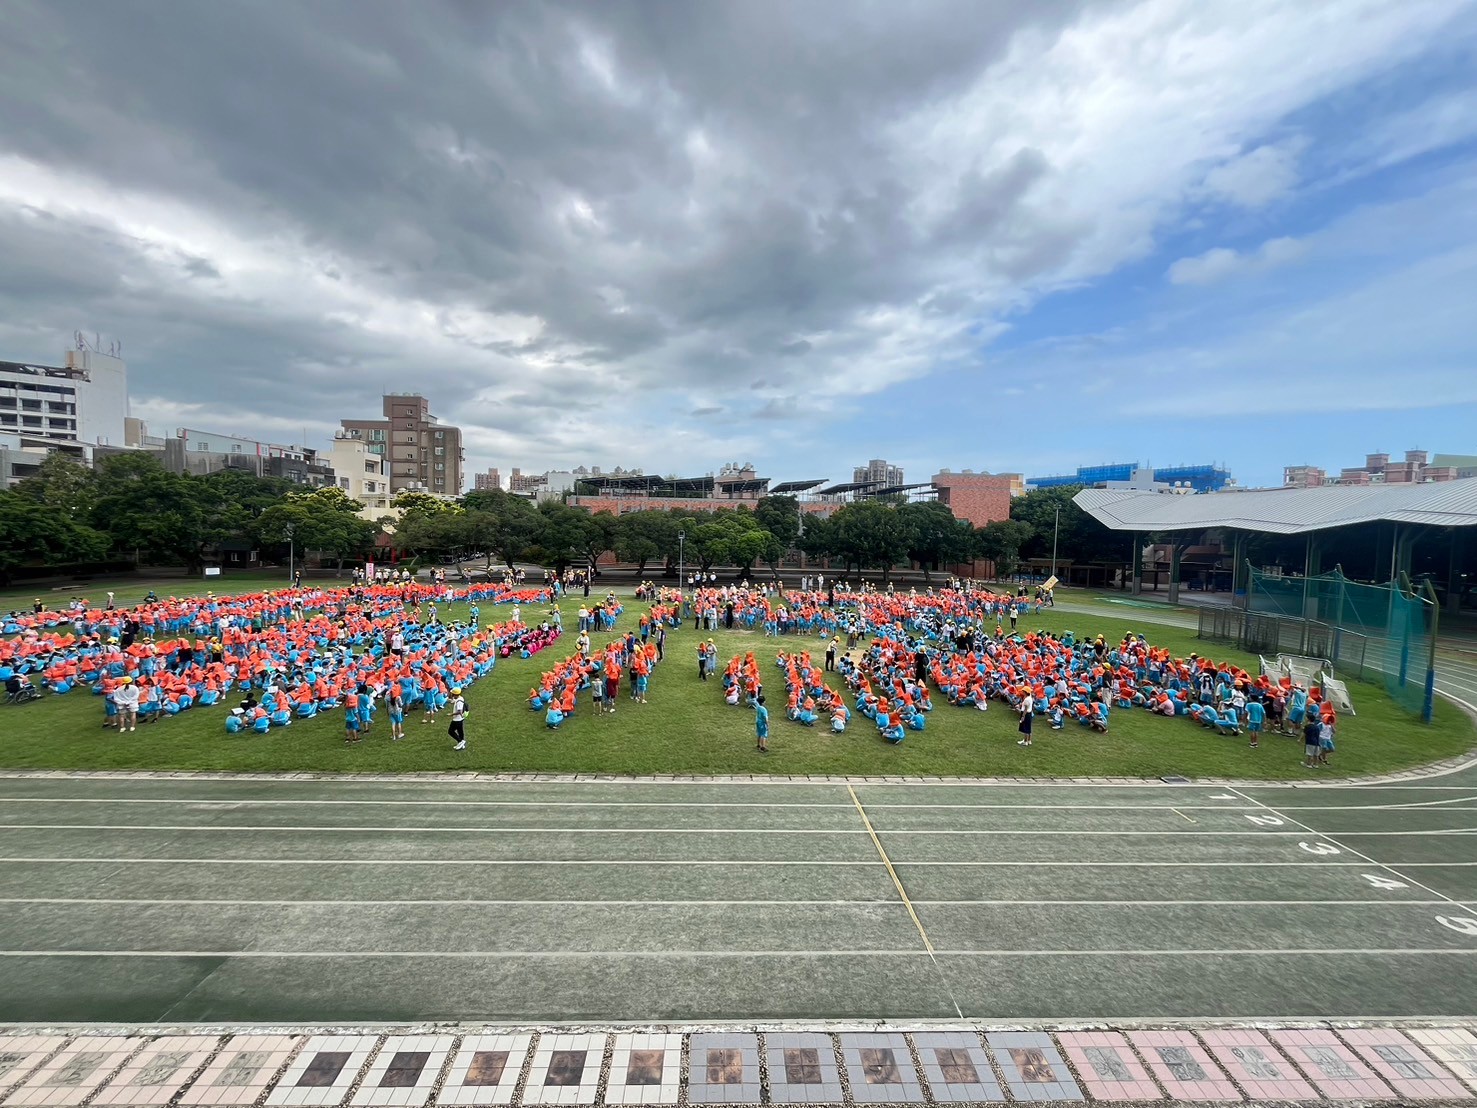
<box><xmin>1361</xmin><ymin>873</ymin><xmax>1408</xmax><ymax>890</ymax></box>
<box><xmin>1299</xmin><ymin>842</ymin><xmax>1341</xmax><ymax>855</ymax></box>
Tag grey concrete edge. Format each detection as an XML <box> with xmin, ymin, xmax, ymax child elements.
<box><xmin>0</xmin><ymin>750</ymin><xmax>1474</xmax><ymax>788</ymax></box>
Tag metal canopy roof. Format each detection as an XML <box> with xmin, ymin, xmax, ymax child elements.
<box><xmin>1074</xmin><ymin>477</ymin><xmax>1477</xmax><ymax>535</ymax></box>
<box><xmin>770</xmin><ymin>479</ymin><xmax>827</xmax><ymax>494</ymax></box>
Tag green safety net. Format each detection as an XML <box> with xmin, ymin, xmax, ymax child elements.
<box><xmin>1245</xmin><ymin>567</ymin><xmax>1433</xmax><ymax>718</ymax></box>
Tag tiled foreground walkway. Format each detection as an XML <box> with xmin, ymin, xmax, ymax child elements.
<box><xmin>2</xmin><ymin>1026</ymin><xmax>1476</xmax><ymax>1107</ymax></box>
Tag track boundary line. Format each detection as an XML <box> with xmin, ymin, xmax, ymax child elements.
<box><xmin>6</xmin><ymin>824</ymin><xmax>1475</xmax><ymax>835</ymax></box>
<box><xmin>8</xmin><ymin>856</ymin><xmax>1469</xmax><ymax>866</ymax></box>
<box><xmin>0</xmin><ymin>897</ymin><xmax>1456</xmax><ymax>907</ymax></box>
<box><xmin>1</xmin><ymin>948</ymin><xmax>1474</xmax><ymax>958</ymax></box>
<box><xmin>846</xmin><ymin>784</ymin><xmax>964</xmax><ymax>1019</ymax></box>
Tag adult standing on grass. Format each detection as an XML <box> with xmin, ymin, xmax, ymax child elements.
<box><xmin>114</xmin><ymin>676</ymin><xmax>139</xmax><ymax>733</ymax></box>
<box><xmin>449</xmin><ymin>687</ymin><xmax>468</xmax><ymax>750</ymax></box>
<box><xmin>1016</xmin><ymin>687</ymin><xmax>1034</xmax><ymax>747</ymax></box>
<box><xmin>755</xmin><ymin>693</ymin><xmax>769</xmax><ymax>753</ymax></box>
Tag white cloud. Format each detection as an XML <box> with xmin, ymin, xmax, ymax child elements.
<box><xmin>1167</xmin><ymin>235</ymin><xmax>1306</xmax><ymax>285</ymax></box>
<box><xmin>1201</xmin><ymin>139</ymin><xmax>1306</xmax><ymax>208</ymax></box>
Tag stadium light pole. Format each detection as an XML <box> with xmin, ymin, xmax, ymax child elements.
<box><xmin>1050</xmin><ymin>505</ymin><xmax>1060</xmax><ymax>581</ymax></box>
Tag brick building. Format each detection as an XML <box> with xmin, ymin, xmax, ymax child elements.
<box><xmin>929</xmin><ymin>470</ymin><xmax>1016</xmax><ymax>528</ymax></box>
<box><xmin>473</xmin><ymin>467</ymin><xmax>501</xmax><ymax>491</ymax></box>
<box><xmin>340</xmin><ymin>393</ymin><xmax>464</xmax><ymax>496</ymax></box>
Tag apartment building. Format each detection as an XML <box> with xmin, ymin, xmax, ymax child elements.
<box><xmin>340</xmin><ymin>393</ymin><xmax>464</xmax><ymax>496</ymax></box>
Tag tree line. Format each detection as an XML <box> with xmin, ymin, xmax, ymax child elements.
<box><xmin>0</xmin><ymin>452</ymin><xmax>1134</xmax><ymax>582</ymax></box>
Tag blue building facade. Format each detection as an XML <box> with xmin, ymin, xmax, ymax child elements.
<box><xmin>1027</xmin><ymin>462</ymin><xmax>1232</xmax><ymax>493</ymax></box>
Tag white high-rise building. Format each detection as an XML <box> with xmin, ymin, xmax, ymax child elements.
<box><xmin>0</xmin><ymin>339</ymin><xmax>129</xmax><ymax>452</ymax></box>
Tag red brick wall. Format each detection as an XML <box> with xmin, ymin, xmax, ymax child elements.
<box><xmin>569</xmin><ymin>495</ymin><xmax>840</xmax><ymax>518</ymax></box>
<box><xmin>929</xmin><ymin>472</ymin><xmax>1013</xmax><ymax>528</ymax></box>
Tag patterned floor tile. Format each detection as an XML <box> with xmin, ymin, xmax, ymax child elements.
<box><xmin>178</xmin><ymin>1035</ymin><xmax>301</xmax><ymax>1106</ymax></box>
<box><xmin>5</xmin><ymin>1036</ymin><xmax>143</xmax><ymax>1107</ymax></box>
<box><xmin>1339</xmin><ymin>1029</ymin><xmax>1471</xmax><ymax>1099</ymax></box>
<box><xmin>686</xmin><ymin>1034</ymin><xmax>760</xmax><ymax>1105</ymax></box>
<box><xmin>1198</xmin><ymin>1030</ymin><xmax>1314</xmax><ymax>1101</ymax></box>
<box><xmin>90</xmin><ymin>1037</ymin><xmax>219</xmax><ymax>1106</ymax></box>
<box><xmin>521</xmin><ymin>1033</ymin><xmax>605</xmax><ymax>1106</ymax></box>
<box><xmin>1055</xmin><ymin>1031</ymin><xmax>1160</xmax><ymax>1101</ymax></box>
<box><xmin>605</xmin><ymin>1033</ymin><xmax>682</xmax><ymax>1106</ymax></box>
<box><xmin>1267</xmin><ymin>1029</ymin><xmax>1395</xmax><ymax>1100</ymax></box>
<box><xmin>766</xmin><ymin>1033</ymin><xmax>843</xmax><ymax>1104</ymax></box>
<box><xmin>350</xmin><ymin>1035</ymin><xmax>455</xmax><ymax>1107</ymax></box>
<box><xmin>986</xmin><ymin>1032</ymin><xmax>1082</xmax><ymax>1102</ymax></box>
<box><xmin>265</xmin><ymin>1035</ymin><xmax>377</xmax><ymax>1107</ymax></box>
<box><xmin>839</xmin><ymin>1032</ymin><xmax>924</xmax><ymax>1104</ymax></box>
<box><xmin>1406</xmin><ymin>1028</ymin><xmax>1477</xmax><ymax>1093</ymax></box>
<box><xmin>1126</xmin><ymin>1031</ymin><xmax>1239</xmax><ymax>1101</ymax></box>
<box><xmin>0</xmin><ymin>1036</ymin><xmax>69</xmax><ymax>1095</ymax></box>
<box><xmin>912</xmin><ymin>1032</ymin><xmax>1003</xmax><ymax>1103</ymax></box>
<box><xmin>438</xmin><ymin>1033</ymin><xmax>531</xmax><ymax>1106</ymax></box>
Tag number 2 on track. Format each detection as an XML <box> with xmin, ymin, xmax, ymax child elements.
<box><xmin>1245</xmin><ymin>814</ymin><xmax>1284</xmax><ymax>826</ymax></box>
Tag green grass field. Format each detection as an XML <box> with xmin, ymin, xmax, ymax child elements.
<box><xmin>4</xmin><ymin>584</ymin><xmax>1473</xmax><ymax>779</ymax></box>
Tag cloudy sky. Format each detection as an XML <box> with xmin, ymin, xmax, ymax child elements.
<box><xmin>2</xmin><ymin>0</ymin><xmax>1475</xmax><ymax>490</ymax></box>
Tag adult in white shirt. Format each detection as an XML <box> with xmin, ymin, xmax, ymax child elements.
<box><xmin>1016</xmin><ymin>691</ymin><xmax>1034</xmax><ymax>747</ymax></box>
<box><xmin>114</xmin><ymin>677</ymin><xmax>140</xmax><ymax>732</ymax></box>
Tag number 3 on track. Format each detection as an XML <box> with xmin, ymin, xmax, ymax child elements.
<box><xmin>1299</xmin><ymin>841</ymin><xmax>1341</xmax><ymax>855</ymax></box>
<box><xmin>1436</xmin><ymin>916</ymin><xmax>1477</xmax><ymax>936</ymax></box>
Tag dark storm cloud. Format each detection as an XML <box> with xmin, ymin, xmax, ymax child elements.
<box><xmin>0</xmin><ymin>0</ymin><xmax>1108</xmax><ymax>467</ymax></box>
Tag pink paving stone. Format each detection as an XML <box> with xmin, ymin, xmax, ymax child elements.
<box><xmin>1198</xmin><ymin>1030</ymin><xmax>1315</xmax><ymax>1101</ymax></box>
<box><xmin>1339</xmin><ymin>1029</ymin><xmax>1471</xmax><ymax>1099</ymax></box>
<box><xmin>1125</xmin><ymin>1031</ymin><xmax>1239</xmax><ymax>1101</ymax></box>
<box><xmin>1406</xmin><ymin>1029</ymin><xmax>1477</xmax><ymax>1092</ymax></box>
<box><xmin>90</xmin><ymin>1037</ymin><xmax>218</xmax><ymax>1105</ymax></box>
<box><xmin>1267</xmin><ymin>1029</ymin><xmax>1394</xmax><ymax>1101</ymax></box>
<box><xmin>1055</xmin><ymin>1032</ymin><xmax>1161</xmax><ymax>1101</ymax></box>
<box><xmin>178</xmin><ymin>1036</ymin><xmax>301</xmax><ymax>1107</ymax></box>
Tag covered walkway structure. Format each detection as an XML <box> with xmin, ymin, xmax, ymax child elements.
<box><xmin>1075</xmin><ymin>479</ymin><xmax>1477</xmax><ymax>722</ymax></box>
<box><xmin>1075</xmin><ymin>479</ymin><xmax>1477</xmax><ymax>611</ymax></box>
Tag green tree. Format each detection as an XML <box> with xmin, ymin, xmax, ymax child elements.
<box><xmin>461</xmin><ymin>489</ymin><xmax>544</xmax><ymax>568</ymax></box>
<box><xmin>975</xmin><ymin>518</ymin><xmax>1035</xmax><ymax>579</ymax></box>
<box><xmin>259</xmin><ymin>487</ymin><xmax>379</xmax><ymax>574</ymax></box>
<box><xmin>901</xmin><ymin>501</ymin><xmax>971</xmax><ymax>580</ymax></box>
<box><xmin>12</xmin><ymin>452</ymin><xmax>99</xmax><ymax>520</ymax></box>
<box><xmin>1009</xmin><ymin>485</ymin><xmax>1132</xmax><ymax>566</ymax></box>
<box><xmin>0</xmin><ymin>490</ymin><xmax>109</xmax><ymax>581</ymax></box>
<box><xmin>613</xmin><ymin>510</ymin><xmax>671</xmax><ymax>575</ymax></box>
<box><xmin>90</xmin><ymin>454</ymin><xmax>209</xmax><ymax>569</ymax></box>
<box><xmin>827</xmin><ymin>501</ymin><xmax>914</xmax><ymax>584</ymax></box>
<box><xmin>533</xmin><ymin>500</ymin><xmax>594</xmax><ymax>572</ymax></box>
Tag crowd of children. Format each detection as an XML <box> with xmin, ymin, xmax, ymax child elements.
<box><xmin>1</xmin><ymin>579</ymin><xmax>572</xmax><ymax>741</ymax></box>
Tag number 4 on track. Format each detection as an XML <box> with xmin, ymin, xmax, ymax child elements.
<box><xmin>1361</xmin><ymin>873</ymin><xmax>1408</xmax><ymax>890</ymax></box>
<box><xmin>1436</xmin><ymin>916</ymin><xmax>1477</xmax><ymax>936</ymax></box>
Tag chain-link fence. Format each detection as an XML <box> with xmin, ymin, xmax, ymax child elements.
<box><xmin>1197</xmin><ymin>567</ymin><xmax>1436</xmax><ymax>720</ymax></box>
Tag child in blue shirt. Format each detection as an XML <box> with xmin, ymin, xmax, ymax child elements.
<box><xmin>755</xmin><ymin>695</ymin><xmax>770</xmax><ymax>753</ymax></box>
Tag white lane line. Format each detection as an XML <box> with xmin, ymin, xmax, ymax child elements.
<box><xmin>0</xmin><ymin>856</ymin><xmax>885</xmax><ymax>866</ymax></box>
<box><xmin>0</xmin><ymin>798</ymin><xmax>858</xmax><ymax>809</ymax></box>
<box><xmin>1227</xmin><ymin>786</ymin><xmax>1477</xmax><ymax>920</ymax></box>
<box><xmin>0</xmin><ymin>856</ymin><xmax>1455</xmax><ymax>866</ymax></box>
<box><xmin>0</xmin><ymin>897</ymin><xmax>1454</xmax><ymax>907</ymax></box>
<box><xmin>4</xmin><ymin>824</ymin><xmax>1474</xmax><ymax>835</ymax></box>
<box><xmin>0</xmin><ymin>798</ymin><xmax>1268</xmax><ymax>811</ymax></box>
<box><xmin>0</xmin><ymin>825</ymin><xmax>871</xmax><ymax>834</ymax></box>
<box><xmin>0</xmin><ymin>948</ymin><xmax>1471</xmax><ymax>958</ymax></box>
